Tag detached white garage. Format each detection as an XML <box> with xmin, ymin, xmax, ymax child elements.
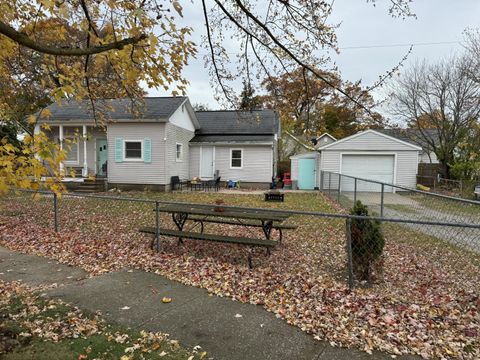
<box><xmin>318</xmin><ymin>130</ymin><xmax>421</xmax><ymax>192</ymax></box>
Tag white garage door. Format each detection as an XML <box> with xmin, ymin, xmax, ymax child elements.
<box><xmin>341</xmin><ymin>154</ymin><xmax>395</xmax><ymax>192</ymax></box>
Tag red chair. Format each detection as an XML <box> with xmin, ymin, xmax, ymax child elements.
<box><xmin>283</xmin><ymin>172</ymin><xmax>292</xmax><ymax>186</ymax></box>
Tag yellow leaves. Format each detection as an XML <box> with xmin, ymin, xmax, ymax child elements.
<box><xmin>161</xmin><ymin>297</ymin><xmax>172</xmax><ymax>303</ymax></box>
<box><xmin>28</xmin><ymin>115</ymin><xmax>37</xmax><ymax>125</ymax></box>
<box><xmin>41</xmin><ymin>109</ymin><xmax>52</xmax><ymax>118</ymax></box>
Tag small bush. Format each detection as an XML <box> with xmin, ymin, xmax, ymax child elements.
<box><xmin>349</xmin><ymin>201</ymin><xmax>385</xmax><ymax>282</ymax></box>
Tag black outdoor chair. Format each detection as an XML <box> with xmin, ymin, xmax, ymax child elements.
<box><xmin>171</xmin><ymin>176</ymin><xmax>187</xmax><ymax>191</ymax></box>
<box><xmin>206</xmin><ymin>176</ymin><xmax>221</xmax><ymax>191</ymax></box>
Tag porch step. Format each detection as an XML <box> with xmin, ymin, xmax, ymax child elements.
<box><xmin>65</xmin><ymin>179</ymin><xmax>107</xmax><ymax>193</ymax></box>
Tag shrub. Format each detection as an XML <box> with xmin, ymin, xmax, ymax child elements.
<box><xmin>349</xmin><ymin>201</ymin><xmax>385</xmax><ymax>282</ymax></box>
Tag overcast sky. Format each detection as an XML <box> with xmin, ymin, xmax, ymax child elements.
<box><xmin>147</xmin><ymin>0</ymin><xmax>480</xmax><ymax>114</ymax></box>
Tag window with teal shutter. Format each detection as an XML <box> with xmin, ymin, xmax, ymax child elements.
<box><xmin>143</xmin><ymin>138</ymin><xmax>152</xmax><ymax>163</ymax></box>
<box><xmin>115</xmin><ymin>137</ymin><xmax>123</xmax><ymax>162</ymax></box>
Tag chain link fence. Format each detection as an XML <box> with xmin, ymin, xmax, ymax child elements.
<box><xmin>1</xmin><ymin>188</ymin><xmax>479</xmax><ymax>290</ymax></box>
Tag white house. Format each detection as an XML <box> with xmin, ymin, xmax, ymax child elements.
<box><xmin>36</xmin><ymin>97</ymin><xmax>280</xmax><ymax>190</ymax></box>
<box><xmin>290</xmin><ymin>129</ymin><xmax>422</xmax><ymax>192</ymax></box>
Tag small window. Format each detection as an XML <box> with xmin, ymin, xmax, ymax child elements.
<box><xmin>125</xmin><ymin>141</ymin><xmax>142</xmax><ymax>160</ymax></box>
<box><xmin>231</xmin><ymin>149</ymin><xmax>242</xmax><ymax>168</ymax></box>
<box><xmin>176</xmin><ymin>143</ymin><xmax>183</xmax><ymax>162</ymax></box>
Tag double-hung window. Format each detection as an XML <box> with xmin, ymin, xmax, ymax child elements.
<box><xmin>176</xmin><ymin>143</ymin><xmax>183</xmax><ymax>162</ymax></box>
<box><xmin>230</xmin><ymin>149</ymin><xmax>243</xmax><ymax>168</ymax></box>
<box><xmin>124</xmin><ymin>140</ymin><xmax>143</xmax><ymax>160</ymax></box>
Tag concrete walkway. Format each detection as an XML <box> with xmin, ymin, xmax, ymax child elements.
<box><xmin>0</xmin><ymin>247</ymin><xmax>418</xmax><ymax>360</ymax></box>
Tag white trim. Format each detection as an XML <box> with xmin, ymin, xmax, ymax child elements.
<box><xmin>59</xmin><ymin>124</ymin><xmax>64</xmax><ymax>172</ymax></box>
<box><xmin>339</xmin><ymin>152</ymin><xmax>397</xmax><ymax>193</ymax></box>
<box><xmin>189</xmin><ymin>142</ymin><xmax>274</xmax><ymax>146</ymax></box>
<box><xmin>175</xmin><ymin>142</ymin><xmax>184</xmax><ymax>162</ymax></box>
<box><xmin>290</xmin><ymin>152</ymin><xmax>318</xmax><ymax>160</ymax></box>
<box><xmin>230</xmin><ymin>148</ymin><xmax>243</xmax><ymax>169</ymax></box>
<box><xmin>123</xmin><ymin>139</ymin><xmax>144</xmax><ymax>161</ymax></box>
<box><xmin>82</xmin><ymin>125</ymin><xmax>88</xmax><ymax>177</ymax></box>
<box><xmin>318</xmin><ymin>129</ymin><xmax>423</xmax><ymax>151</ymax></box>
<box><xmin>317</xmin><ymin>133</ymin><xmax>337</xmax><ymax>142</ymax></box>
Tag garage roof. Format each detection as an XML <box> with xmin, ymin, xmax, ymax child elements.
<box><xmin>317</xmin><ymin>129</ymin><xmax>422</xmax><ymax>151</ymax></box>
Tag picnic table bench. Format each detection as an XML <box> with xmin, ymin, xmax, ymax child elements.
<box><xmin>139</xmin><ymin>203</ymin><xmax>296</xmax><ymax>268</ymax></box>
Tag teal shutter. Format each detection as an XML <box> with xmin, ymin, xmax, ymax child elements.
<box><xmin>143</xmin><ymin>138</ymin><xmax>152</xmax><ymax>163</ymax></box>
<box><xmin>115</xmin><ymin>137</ymin><xmax>123</xmax><ymax>163</ymax></box>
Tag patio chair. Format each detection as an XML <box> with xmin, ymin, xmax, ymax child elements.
<box><xmin>205</xmin><ymin>176</ymin><xmax>221</xmax><ymax>191</ymax></box>
<box><xmin>171</xmin><ymin>176</ymin><xmax>187</xmax><ymax>191</ymax></box>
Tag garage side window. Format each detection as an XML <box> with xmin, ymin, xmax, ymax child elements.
<box><xmin>124</xmin><ymin>140</ymin><xmax>143</xmax><ymax>160</ymax></box>
<box><xmin>230</xmin><ymin>149</ymin><xmax>242</xmax><ymax>168</ymax></box>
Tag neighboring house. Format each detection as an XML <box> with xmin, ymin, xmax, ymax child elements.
<box><xmin>290</xmin><ymin>129</ymin><xmax>422</xmax><ymax>192</ymax></box>
<box><xmin>36</xmin><ymin>97</ymin><xmax>279</xmax><ymax>190</ymax></box>
<box><xmin>313</xmin><ymin>133</ymin><xmax>337</xmax><ymax>148</ymax></box>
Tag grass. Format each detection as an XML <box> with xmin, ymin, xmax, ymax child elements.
<box><xmin>0</xmin><ymin>284</ymin><xmax>203</xmax><ymax>360</ymax></box>
<box><xmin>383</xmin><ymin>203</ymin><xmax>418</xmax><ymax>214</ymax></box>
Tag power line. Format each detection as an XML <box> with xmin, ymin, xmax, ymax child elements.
<box><xmin>339</xmin><ymin>40</ymin><xmax>462</xmax><ymax>50</ymax></box>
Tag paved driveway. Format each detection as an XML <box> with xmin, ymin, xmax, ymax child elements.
<box><xmin>341</xmin><ymin>191</ymin><xmax>480</xmax><ymax>253</ymax></box>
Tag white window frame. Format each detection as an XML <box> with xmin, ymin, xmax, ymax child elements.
<box><xmin>230</xmin><ymin>148</ymin><xmax>243</xmax><ymax>169</ymax></box>
<box><xmin>64</xmin><ymin>136</ymin><xmax>80</xmax><ymax>165</ymax></box>
<box><xmin>176</xmin><ymin>142</ymin><xmax>184</xmax><ymax>162</ymax></box>
<box><xmin>123</xmin><ymin>139</ymin><xmax>143</xmax><ymax>161</ymax></box>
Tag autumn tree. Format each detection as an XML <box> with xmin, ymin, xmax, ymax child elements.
<box><xmin>389</xmin><ymin>57</ymin><xmax>480</xmax><ymax>178</ymax></box>
<box><xmin>262</xmin><ymin>68</ymin><xmax>384</xmax><ymax>139</ymax></box>
<box><xmin>0</xmin><ymin>0</ymin><xmax>414</xmax><ymax>192</ymax></box>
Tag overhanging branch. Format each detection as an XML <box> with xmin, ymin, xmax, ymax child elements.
<box><xmin>0</xmin><ymin>20</ymin><xmax>146</xmax><ymax>56</ymax></box>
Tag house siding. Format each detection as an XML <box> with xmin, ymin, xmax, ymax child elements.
<box><xmin>188</xmin><ymin>145</ymin><xmax>273</xmax><ymax>183</ymax></box>
<box><xmin>107</xmin><ymin>123</ymin><xmax>166</xmax><ymax>185</ymax></box>
<box><xmin>322</xmin><ymin>131</ymin><xmax>420</xmax><ymax>152</ymax></box>
<box><xmin>166</xmin><ymin>123</ymin><xmax>194</xmax><ymax>182</ymax></box>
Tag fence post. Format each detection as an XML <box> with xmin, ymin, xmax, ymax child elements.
<box><xmin>345</xmin><ymin>218</ymin><xmax>354</xmax><ymax>289</ymax></box>
<box><xmin>354</xmin><ymin>178</ymin><xmax>357</xmax><ymax>205</ymax></box>
<box><xmin>380</xmin><ymin>183</ymin><xmax>385</xmax><ymax>217</ymax></box>
<box><xmin>337</xmin><ymin>174</ymin><xmax>342</xmax><ymax>202</ymax></box>
<box><xmin>53</xmin><ymin>192</ymin><xmax>58</xmax><ymax>232</ymax></box>
<box><xmin>155</xmin><ymin>201</ymin><xmax>160</xmax><ymax>252</ymax></box>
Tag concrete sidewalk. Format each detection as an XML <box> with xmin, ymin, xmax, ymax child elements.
<box><xmin>0</xmin><ymin>246</ymin><xmax>418</xmax><ymax>360</ymax></box>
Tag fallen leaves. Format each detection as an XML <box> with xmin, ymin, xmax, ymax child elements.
<box><xmin>1</xmin><ymin>191</ymin><xmax>479</xmax><ymax>359</ymax></box>
<box><xmin>162</xmin><ymin>297</ymin><xmax>172</xmax><ymax>303</ymax></box>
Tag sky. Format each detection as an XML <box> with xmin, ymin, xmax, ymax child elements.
<box><xmin>147</xmin><ymin>0</ymin><xmax>480</xmax><ymax>115</ymax></box>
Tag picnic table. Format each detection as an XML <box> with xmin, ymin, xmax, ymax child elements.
<box><xmin>139</xmin><ymin>203</ymin><xmax>297</xmax><ymax>267</ymax></box>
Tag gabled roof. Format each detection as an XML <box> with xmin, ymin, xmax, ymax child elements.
<box><xmin>318</xmin><ymin>129</ymin><xmax>422</xmax><ymax>151</ymax></box>
<box><xmin>317</xmin><ymin>133</ymin><xmax>337</xmax><ymax>142</ymax></box>
<box><xmin>194</xmin><ymin>110</ymin><xmax>279</xmax><ymax>135</ymax></box>
<box><xmin>39</xmin><ymin>97</ymin><xmax>188</xmax><ymax>122</ymax></box>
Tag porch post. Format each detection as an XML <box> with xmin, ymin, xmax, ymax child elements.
<box><xmin>59</xmin><ymin>124</ymin><xmax>64</xmax><ymax>173</ymax></box>
<box><xmin>82</xmin><ymin>125</ymin><xmax>88</xmax><ymax>177</ymax></box>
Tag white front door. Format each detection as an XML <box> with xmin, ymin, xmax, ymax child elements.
<box><xmin>200</xmin><ymin>146</ymin><xmax>214</xmax><ymax>179</ymax></box>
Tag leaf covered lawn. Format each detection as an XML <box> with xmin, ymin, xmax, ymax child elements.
<box><xmin>0</xmin><ymin>191</ymin><xmax>479</xmax><ymax>359</ymax></box>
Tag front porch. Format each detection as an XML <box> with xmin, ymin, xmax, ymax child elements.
<box><xmin>36</xmin><ymin>124</ymin><xmax>108</xmax><ymax>178</ymax></box>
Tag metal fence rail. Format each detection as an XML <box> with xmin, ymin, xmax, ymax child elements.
<box><xmin>319</xmin><ymin>170</ymin><xmax>480</xmax><ymax>226</ymax></box>
<box><xmin>2</xmin><ymin>188</ymin><xmax>479</xmax><ymax>290</ymax></box>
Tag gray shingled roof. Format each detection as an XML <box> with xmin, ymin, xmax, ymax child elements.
<box><xmin>40</xmin><ymin>97</ymin><xmax>187</xmax><ymax>122</ymax></box>
<box><xmin>190</xmin><ymin>134</ymin><xmax>275</xmax><ymax>143</ymax></box>
<box><xmin>378</xmin><ymin>128</ymin><xmax>439</xmax><ymax>150</ymax></box>
<box><xmin>194</xmin><ymin>110</ymin><xmax>279</xmax><ymax>135</ymax></box>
